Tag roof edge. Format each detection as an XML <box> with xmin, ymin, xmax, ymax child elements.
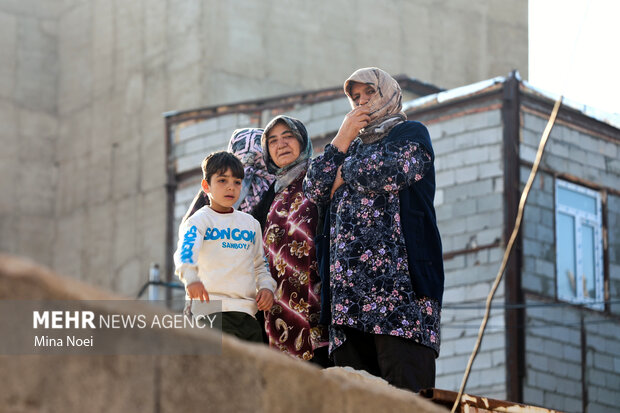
<box><xmin>402</xmin><ymin>72</ymin><xmax>620</xmax><ymax>131</ymax></box>
<box><xmin>163</xmin><ymin>76</ymin><xmax>443</xmax><ymax>121</ymax></box>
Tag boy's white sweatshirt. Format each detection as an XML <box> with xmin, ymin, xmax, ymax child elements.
<box><xmin>173</xmin><ymin>206</ymin><xmax>275</xmax><ymax>317</ymax></box>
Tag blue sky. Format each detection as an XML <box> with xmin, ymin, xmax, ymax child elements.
<box><xmin>529</xmin><ymin>0</ymin><xmax>620</xmax><ymax>115</ymax></box>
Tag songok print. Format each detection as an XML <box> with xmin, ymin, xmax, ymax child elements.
<box><xmin>180</xmin><ymin>225</ymin><xmax>198</xmax><ymax>263</ymax></box>
<box><xmin>204</xmin><ymin>227</ymin><xmax>256</xmax><ymax>244</ymax></box>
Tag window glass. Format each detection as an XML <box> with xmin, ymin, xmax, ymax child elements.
<box><xmin>557</xmin><ymin>186</ymin><xmax>596</xmax><ymax>215</ymax></box>
<box><xmin>555</xmin><ymin>179</ymin><xmax>603</xmax><ymax>310</ymax></box>
<box><xmin>556</xmin><ymin>212</ymin><xmax>576</xmax><ymax>300</ymax></box>
<box><xmin>582</xmin><ymin>224</ymin><xmax>596</xmax><ymax>299</ymax></box>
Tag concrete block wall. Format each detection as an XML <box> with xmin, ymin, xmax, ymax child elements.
<box><xmin>173</xmin><ymin>113</ymin><xmax>256</xmax><ymax>175</ymax></box>
<box><xmin>584</xmin><ymin>313</ymin><xmax>620</xmax><ymax>412</ymax></box>
<box><xmin>524</xmin><ymin>296</ymin><xmax>620</xmax><ymax>413</ymax></box>
<box><xmin>437</xmin><ymin>248</ymin><xmax>507</xmax><ymax>399</ymax></box>
<box><xmin>521</xmin><ymin>112</ymin><xmax>618</xmax><ymax>190</ymax></box>
<box><xmin>519</xmin><ymin>110</ymin><xmax>620</xmax><ymax>411</ymax></box>
<box><xmin>421</xmin><ymin>106</ymin><xmax>508</xmax><ymax>398</ymax></box>
<box><xmin>523</xmin><ymin>298</ymin><xmax>584</xmax><ymax>412</ymax></box>
<box><xmin>520</xmin><ymin>168</ymin><xmax>555</xmax><ymax>297</ymax></box>
<box><xmin>428</xmin><ymin>109</ymin><xmax>505</xmax><ymax>253</ymax></box>
<box><xmin>609</xmin><ymin>194</ymin><xmax>620</xmax><ymax>316</ymax></box>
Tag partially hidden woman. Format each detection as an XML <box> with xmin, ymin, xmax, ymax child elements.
<box><xmin>303</xmin><ymin>67</ymin><xmax>444</xmax><ymax>391</ymax></box>
<box><xmin>181</xmin><ymin>128</ymin><xmax>274</xmax><ymax>222</ymax></box>
<box><xmin>252</xmin><ymin>115</ymin><xmax>330</xmax><ymax>365</ymax></box>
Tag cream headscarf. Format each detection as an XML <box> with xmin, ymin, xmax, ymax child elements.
<box><xmin>344</xmin><ymin>67</ymin><xmax>407</xmax><ymax>144</ymax></box>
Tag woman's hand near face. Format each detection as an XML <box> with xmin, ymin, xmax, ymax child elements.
<box><xmin>331</xmin><ymin>106</ymin><xmax>371</xmax><ymax>153</ymax></box>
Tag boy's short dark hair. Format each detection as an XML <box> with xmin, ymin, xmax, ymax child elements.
<box><xmin>201</xmin><ymin>151</ymin><xmax>244</xmax><ymax>183</ymax></box>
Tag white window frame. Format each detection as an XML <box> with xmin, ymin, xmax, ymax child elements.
<box><xmin>555</xmin><ymin>179</ymin><xmax>604</xmax><ymax>310</ymax></box>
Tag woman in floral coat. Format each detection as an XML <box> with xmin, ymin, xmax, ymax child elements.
<box><xmin>303</xmin><ymin>67</ymin><xmax>444</xmax><ymax>391</ymax></box>
<box><xmin>253</xmin><ymin>115</ymin><xmax>329</xmax><ymax>365</ymax></box>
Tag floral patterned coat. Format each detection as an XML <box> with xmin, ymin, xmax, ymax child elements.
<box><xmin>303</xmin><ymin>121</ymin><xmax>441</xmax><ymax>355</ymax></box>
<box><xmin>263</xmin><ymin>172</ymin><xmax>328</xmax><ymax>360</ymax></box>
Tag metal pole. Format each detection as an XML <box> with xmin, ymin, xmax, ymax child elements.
<box><xmin>148</xmin><ymin>263</ymin><xmax>160</xmax><ymax>301</ymax></box>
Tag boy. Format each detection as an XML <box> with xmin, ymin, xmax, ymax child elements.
<box><xmin>174</xmin><ymin>151</ymin><xmax>275</xmax><ymax>342</ymax></box>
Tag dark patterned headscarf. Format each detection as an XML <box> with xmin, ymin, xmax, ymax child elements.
<box><xmin>228</xmin><ymin>128</ymin><xmax>275</xmax><ymax>213</ymax></box>
<box><xmin>182</xmin><ymin>128</ymin><xmax>274</xmax><ymax>222</ymax></box>
<box><xmin>262</xmin><ymin>116</ymin><xmax>313</xmax><ymax>193</ymax></box>
<box><xmin>344</xmin><ymin>67</ymin><xmax>406</xmax><ymax>144</ymax></box>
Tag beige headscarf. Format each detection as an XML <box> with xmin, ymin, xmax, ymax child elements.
<box><xmin>344</xmin><ymin>67</ymin><xmax>407</xmax><ymax>144</ymax></box>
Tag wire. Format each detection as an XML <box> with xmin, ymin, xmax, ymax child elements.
<box><xmin>442</xmin><ymin>299</ymin><xmax>620</xmax><ymax>310</ymax></box>
<box><xmin>440</xmin><ymin>316</ymin><xmax>616</xmax><ymax>330</ymax></box>
<box><xmin>450</xmin><ymin>96</ymin><xmax>563</xmax><ymax>413</ymax></box>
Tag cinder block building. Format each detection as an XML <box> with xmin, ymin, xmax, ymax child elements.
<box><xmin>166</xmin><ymin>72</ymin><xmax>620</xmax><ymax>412</ymax></box>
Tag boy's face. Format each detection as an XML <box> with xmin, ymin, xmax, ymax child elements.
<box><xmin>201</xmin><ymin>168</ymin><xmax>242</xmax><ymax>213</ymax></box>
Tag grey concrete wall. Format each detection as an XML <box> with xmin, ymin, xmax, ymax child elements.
<box><xmin>154</xmin><ymin>0</ymin><xmax>528</xmax><ymax>106</ymax></box>
<box><xmin>0</xmin><ymin>2</ymin><xmax>59</xmax><ymax>269</ymax></box>
<box><xmin>52</xmin><ymin>0</ymin><xmax>169</xmax><ymax>293</ymax></box>
<box><xmin>0</xmin><ymin>254</ymin><xmax>446</xmax><ymax>413</ymax></box>
<box><xmin>519</xmin><ymin>110</ymin><xmax>620</xmax><ymax>411</ymax></box>
<box><xmin>0</xmin><ymin>0</ymin><xmax>527</xmax><ymax>295</ymax></box>
<box><xmin>422</xmin><ymin>105</ymin><xmax>508</xmax><ymax>399</ymax></box>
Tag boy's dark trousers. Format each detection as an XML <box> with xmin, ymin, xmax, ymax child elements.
<box><xmin>209</xmin><ymin>311</ymin><xmax>264</xmax><ymax>343</ymax></box>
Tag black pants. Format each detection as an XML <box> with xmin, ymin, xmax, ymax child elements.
<box><xmin>208</xmin><ymin>312</ymin><xmax>264</xmax><ymax>343</ymax></box>
<box><xmin>309</xmin><ymin>345</ymin><xmax>333</xmax><ymax>369</ymax></box>
<box><xmin>332</xmin><ymin>326</ymin><xmax>436</xmax><ymax>392</ymax></box>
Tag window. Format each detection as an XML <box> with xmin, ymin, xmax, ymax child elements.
<box><xmin>555</xmin><ymin>180</ymin><xmax>604</xmax><ymax>310</ymax></box>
